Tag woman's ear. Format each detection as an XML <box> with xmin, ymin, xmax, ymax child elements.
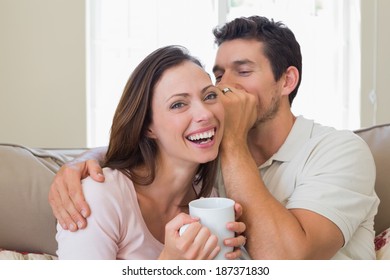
<box><xmin>282</xmin><ymin>66</ymin><xmax>299</xmax><ymax>96</ymax></box>
<box><xmin>146</xmin><ymin>127</ymin><xmax>157</xmax><ymax>139</ymax></box>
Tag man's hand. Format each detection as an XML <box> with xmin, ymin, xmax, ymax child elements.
<box><xmin>218</xmin><ymin>86</ymin><xmax>257</xmax><ymax>147</ymax></box>
<box><xmin>48</xmin><ymin>159</ymin><xmax>104</xmax><ymax>231</ymax></box>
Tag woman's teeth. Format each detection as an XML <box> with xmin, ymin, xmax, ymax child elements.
<box><xmin>187</xmin><ymin>129</ymin><xmax>215</xmax><ymax>142</ymax></box>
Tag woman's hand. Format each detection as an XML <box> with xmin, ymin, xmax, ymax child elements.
<box><xmin>159</xmin><ymin>213</ymin><xmax>220</xmax><ymax>260</ymax></box>
<box><xmin>223</xmin><ymin>202</ymin><xmax>247</xmax><ymax>259</ymax></box>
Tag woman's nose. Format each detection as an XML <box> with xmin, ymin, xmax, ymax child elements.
<box><xmin>193</xmin><ymin>103</ymin><xmax>213</xmax><ymax>122</ymax></box>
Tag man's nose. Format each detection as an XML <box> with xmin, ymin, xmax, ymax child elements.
<box><xmin>218</xmin><ymin>71</ymin><xmax>233</xmax><ymax>85</ymax></box>
<box><xmin>219</xmin><ymin>72</ymin><xmax>243</xmax><ymax>90</ymax></box>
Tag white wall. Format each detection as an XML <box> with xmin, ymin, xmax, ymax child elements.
<box><xmin>0</xmin><ymin>0</ymin><xmax>86</xmax><ymax>148</ymax></box>
<box><xmin>0</xmin><ymin>0</ymin><xmax>388</xmax><ymax>148</ymax></box>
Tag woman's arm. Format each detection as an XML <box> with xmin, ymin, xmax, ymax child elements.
<box><xmin>56</xmin><ymin>174</ymin><xmax>119</xmax><ymax>260</ymax></box>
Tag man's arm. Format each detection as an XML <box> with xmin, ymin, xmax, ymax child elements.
<box><xmin>220</xmin><ymin>141</ymin><xmax>344</xmax><ymax>259</ymax></box>
<box><xmin>219</xmin><ymin>87</ymin><xmax>343</xmax><ymax>259</ymax></box>
<box><xmin>48</xmin><ymin>146</ymin><xmax>107</xmax><ymax>231</ymax></box>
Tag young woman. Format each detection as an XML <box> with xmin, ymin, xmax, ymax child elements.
<box><xmin>56</xmin><ymin>45</ymin><xmax>246</xmax><ymax>260</ymax></box>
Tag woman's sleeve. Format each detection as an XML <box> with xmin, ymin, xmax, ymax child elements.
<box><xmin>56</xmin><ymin>174</ymin><xmax>124</xmax><ymax>260</ymax></box>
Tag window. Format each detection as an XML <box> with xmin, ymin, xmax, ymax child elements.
<box><xmin>87</xmin><ymin>0</ymin><xmax>360</xmax><ymax>147</ymax></box>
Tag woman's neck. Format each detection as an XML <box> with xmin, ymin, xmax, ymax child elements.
<box><xmin>133</xmin><ymin>161</ymin><xmax>199</xmax><ymax>243</ymax></box>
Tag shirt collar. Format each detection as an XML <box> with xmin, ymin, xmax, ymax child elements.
<box><xmin>263</xmin><ymin>116</ymin><xmax>314</xmax><ymax>166</ymax></box>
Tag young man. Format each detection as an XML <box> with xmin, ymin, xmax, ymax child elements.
<box><xmin>49</xmin><ymin>16</ymin><xmax>379</xmax><ymax>259</ymax></box>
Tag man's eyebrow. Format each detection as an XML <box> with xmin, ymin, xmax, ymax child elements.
<box><xmin>212</xmin><ymin>59</ymin><xmax>255</xmax><ymax>73</ymax></box>
<box><xmin>232</xmin><ymin>59</ymin><xmax>255</xmax><ymax>67</ymax></box>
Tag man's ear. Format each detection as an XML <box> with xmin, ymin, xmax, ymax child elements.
<box><xmin>282</xmin><ymin>66</ymin><xmax>299</xmax><ymax>96</ymax></box>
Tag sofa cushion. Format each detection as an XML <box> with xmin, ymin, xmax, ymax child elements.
<box><xmin>354</xmin><ymin>124</ymin><xmax>390</xmax><ymax>234</ymax></box>
<box><xmin>0</xmin><ymin>248</ymin><xmax>57</xmax><ymax>260</ymax></box>
<box><xmin>375</xmin><ymin>227</ymin><xmax>390</xmax><ymax>260</ymax></box>
<box><xmin>0</xmin><ymin>144</ymin><xmax>69</xmax><ymax>256</ymax></box>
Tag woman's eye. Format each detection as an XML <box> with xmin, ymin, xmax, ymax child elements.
<box><xmin>205</xmin><ymin>92</ymin><xmax>218</xmax><ymax>101</ymax></box>
<box><xmin>170</xmin><ymin>102</ymin><xmax>185</xmax><ymax>109</ymax></box>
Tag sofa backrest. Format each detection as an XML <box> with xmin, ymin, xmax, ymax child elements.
<box><xmin>355</xmin><ymin>123</ymin><xmax>390</xmax><ymax>234</ymax></box>
<box><xmin>0</xmin><ymin>144</ymin><xmax>68</xmax><ymax>256</ymax></box>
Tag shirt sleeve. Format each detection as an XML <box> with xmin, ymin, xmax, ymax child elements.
<box><xmin>286</xmin><ymin>131</ymin><xmax>378</xmax><ymax>244</ymax></box>
<box><xmin>56</xmin><ymin>170</ymin><xmax>125</xmax><ymax>260</ymax></box>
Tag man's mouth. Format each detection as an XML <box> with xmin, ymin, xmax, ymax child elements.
<box><xmin>186</xmin><ymin>129</ymin><xmax>215</xmax><ymax>144</ymax></box>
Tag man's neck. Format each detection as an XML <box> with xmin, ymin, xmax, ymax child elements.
<box><xmin>247</xmin><ymin>112</ymin><xmax>296</xmax><ymax>166</ymax></box>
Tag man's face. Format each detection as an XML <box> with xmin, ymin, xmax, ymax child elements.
<box><xmin>213</xmin><ymin>39</ymin><xmax>283</xmax><ymax>124</ymax></box>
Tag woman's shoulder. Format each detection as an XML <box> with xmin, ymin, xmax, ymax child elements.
<box><xmin>82</xmin><ymin>168</ymin><xmax>136</xmax><ymax>205</ymax></box>
<box><xmin>82</xmin><ymin>167</ymin><xmax>132</xmax><ymax>187</ymax></box>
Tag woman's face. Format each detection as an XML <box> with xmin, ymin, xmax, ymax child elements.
<box><xmin>148</xmin><ymin>61</ymin><xmax>224</xmax><ymax>167</ymax></box>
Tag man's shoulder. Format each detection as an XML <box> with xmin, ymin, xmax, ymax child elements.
<box><xmin>288</xmin><ymin>116</ymin><xmax>370</xmax><ymax>158</ymax></box>
<box><xmin>292</xmin><ymin>117</ymin><xmax>374</xmax><ymax>165</ymax></box>
<box><xmin>311</xmin><ymin>121</ymin><xmax>368</xmax><ymax>148</ymax></box>
<box><xmin>304</xmin><ymin>123</ymin><xmax>375</xmax><ymax>173</ymax></box>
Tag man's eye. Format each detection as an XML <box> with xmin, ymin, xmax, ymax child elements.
<box><xmin>214</xmin><ymin>74</ymin><xmax>222</xmax><ymax>84</ymax></box>
<box><xmin>239</xmin><ymin>71</ymin><xmax>251</xmax><ymax>76</ymax></box>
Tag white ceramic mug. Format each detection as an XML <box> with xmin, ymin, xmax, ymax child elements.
<box><xmin>181</xmin><ymin>197</ymin><xmax>235</xmax><ymax>260</ymax></box>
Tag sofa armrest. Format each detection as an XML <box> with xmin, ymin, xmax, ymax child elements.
<box><xmin>0</xmin><ymin>144</ymin><xmax>82</xmax><ymax>256</ymax></box>
<box><xmin>355</xmin><ymin>124</ymin><xmax>390</xmax><ymax>235</ymax></box>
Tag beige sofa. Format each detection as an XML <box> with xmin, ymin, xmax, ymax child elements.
<box><xmin>0</xmin><ymin>123</ymin><xmax>389</xmax><ymax>259</ymax></box>
<box><xmin>0</xmin><ymin>146</ymin><xmax>80</xmax><ymax>259</ymax></box>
